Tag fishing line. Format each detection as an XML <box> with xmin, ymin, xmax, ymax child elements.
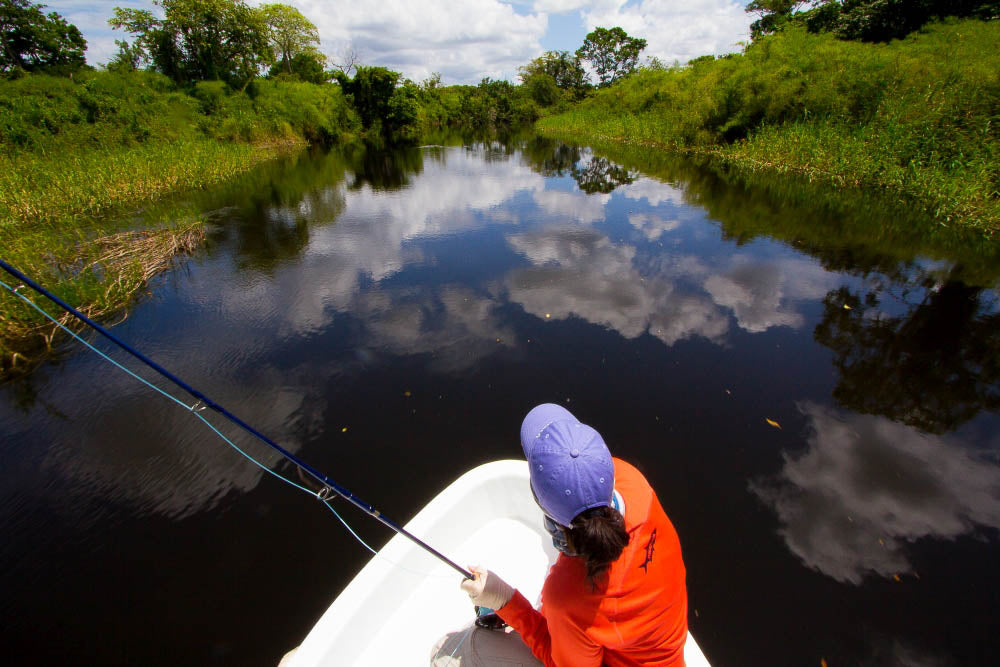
<box><xmin>0</xmin><ymin>260</ymin><xmax>472</xmax><ymax>581</ymax></box>
<box><xmin>1</xmin><ymin>274</ymin><xmax>459</xmax><ymax>582</ymax></box>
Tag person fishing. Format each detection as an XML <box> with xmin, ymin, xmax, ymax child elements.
<box><xmin>460</xmin><ymin>403</ymin><xmax>689</xmax><ymax>666</ymax></box>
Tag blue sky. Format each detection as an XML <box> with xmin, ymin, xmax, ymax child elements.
<box><xmin>539</xmin><ymin>9</ymin><xmax>587</xmax><ymax>53</ymax></box>
<box><xmin>49</xmin><ymin>1</ymin><xmax>752</xmax><ymax>85</ymax></box>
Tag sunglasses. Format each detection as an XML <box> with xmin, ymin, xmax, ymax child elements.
<box><xmin>532</xmin><ymin>481</ymin><xmax>576</xmax><ymax>555</ymax></box>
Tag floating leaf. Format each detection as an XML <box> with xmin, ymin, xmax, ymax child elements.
<box><xmin>766</xmin><ymin>418</ymin><xmax>782</xmax><ymax>430</ymax></box>
<box><xmin>843</xmin><ymin>304</ymin><xmax>852</xmax><ymax>310</ymax></box>
<box><xmin>341</xmin><ymin>427</ymin><xmax>347</xmax><ymax>433</ymax></box>
<box><xmin>821</xmin><ymin>659</ymin><xmax>828</xmax><ymax>667</ymax></box>
<box><xmin>893</xmin><ymin>574</ymin><xmax>901</xmax><ymax>582</ymax></box>
<box><xmin>404</xmin><ymin>391</ymin><xmax>412</xmax><ymax>397</ymax></box>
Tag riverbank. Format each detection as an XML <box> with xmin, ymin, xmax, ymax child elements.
<box><xmin>537</xmin><ymin>20</ymin><xmax>1000</xmax><ymax>236</ymax></box>
<box><xmin>0</xmin><ymin>139</ymin><xmax>297</xmax><ymax>377</ymax></box>
<box><xmin>0</xmin><ymin>71</ymin><xmax>356</xmax><ymax>376</ymax></box>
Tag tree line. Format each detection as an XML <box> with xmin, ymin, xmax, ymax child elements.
<box><xmin>1</xmin><ymin>0</ymin><xmax>659</xmax><ymax>135</ymax></box>
<box><xmin>746</xmin><ymin>0</ymin><xmax>1000</xmax><ymax>42</ymax></box>
<box><xmin>5</xmin><ymin>0</ymin><xmax>995</xmax><ymax>139</ymax></box>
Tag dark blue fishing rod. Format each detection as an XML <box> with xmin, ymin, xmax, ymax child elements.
<box><xmin>0</xmin><ymin>258</ymin><xmax>473</xmax><ymax>580</ymax></box>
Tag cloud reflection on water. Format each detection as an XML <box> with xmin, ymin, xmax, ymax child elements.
<box><xmin>628</xmin><ymin>213</ymin><xmax>681</xmax><ymax>241</ymax></box>
<box><xmin>28</xmin><ymin>364</ymin><xmax>311</xmax><ymax>522</ymax></box>
<box><xmin>621</xmin><ymin>176</ymin><xmax>689</xmax><ymax>207</ymax></box>
<box><xmin>343</xmin><ymin>286</ymin><xmax>516</xmax><ymax>373</ymax></box>
<box><xmin>704</xmin><ymin>256</ymin><xmax>833</xmax><ymax>333</ymax></box>
<box><xmin>503</xmin><ymin>227</ymin><xmax>730</xmax><ymax>345</ymax></box>
<box><xmin>503</xmin><ymin>227</ymin><xmax>837</xmax><ymax>344</ymax></box>
<box><xmin>24</xmin><ymin>145</ymin><xmax>849</xmax><ymax>520</ymax></box>
<box><xmin>751</xmin><ymin>402</ymin><xmax>1000</xmax><ymax>584</ymax></box>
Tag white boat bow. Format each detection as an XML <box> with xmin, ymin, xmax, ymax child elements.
<box><xmin>284</xmin><ymin>460</ymin><xmax>711</xmax><ymax>666</ymax></box>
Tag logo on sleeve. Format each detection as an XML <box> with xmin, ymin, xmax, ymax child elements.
<box><xmin>639</xmin><ymin>529</ymin><xmax>657</xmax><ymax>573</ymax></box>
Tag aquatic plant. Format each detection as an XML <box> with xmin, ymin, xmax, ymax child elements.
<box><xmin>1</xmin><ymin>221</ymin><xmax>205</xmax><ymax>377</ymax></box>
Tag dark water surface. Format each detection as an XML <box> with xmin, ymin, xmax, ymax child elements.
<box><xmin>2</xmin><ymin>135</ymin><xmax>999</xmax><ymax>666</ymax></box>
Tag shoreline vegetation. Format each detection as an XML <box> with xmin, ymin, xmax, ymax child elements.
<box><xmin>2</xmin><ymin>1</ymin><xmax>998</xmax><ymax>377</ymax></box>
<box><xmin>0</xmin><ymin>0</ymin><xmax>529</xmax><ymax>376</ymax></box>
<box><xmin>537</xmin><ymin>20</ymin><xmax>1000</xmax><ymax>236</ymax></box>
<box><xmin>0</xmin><ymin>71</ymin><xmax>356</xmax><ymax>376</ymax></box>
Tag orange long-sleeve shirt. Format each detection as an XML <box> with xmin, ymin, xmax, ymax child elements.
<box><xmin>498</xmin><ymin>458</ymin><xmax>688</xmax><ymax>667</ymax></box>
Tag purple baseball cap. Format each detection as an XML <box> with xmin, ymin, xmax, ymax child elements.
<box><xmin>520</xmin><ymin>403</ymin><xmax>615</xmax><ymax>527</ymax></box>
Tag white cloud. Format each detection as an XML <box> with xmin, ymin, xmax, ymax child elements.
<box><xmin>62</xmin><ymin>1</ymin><xmax>751</xmax><ymax>82</ymax></box>
<box><xmin>48</xmin><ymin>1</ymin><xmax>147</xmax><ymax>66</ymax></box>
<box><xmin>751</xmin><ymin>403</ymin><xmax>1000</xmax><ymax>584</ymax></box>
<box><xmin>60</xmin><ymin>1</ymin><xmax>546</xmax><ymax>83</ymax></box>
<box><xmin>579</xmin><ymin>1</ymin><xmax>753</xmax><ymax>65</ymax></box>
<box><xmin>290</xmin><ymin>0</ymin><xmax>548</xmax><ymax>83</ymax></box>
<box><xmin>534</xmin><ymin>0</ymin><xmax>602</xmax><ymax>12</ymax></box>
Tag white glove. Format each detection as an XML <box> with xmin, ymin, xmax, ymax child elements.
<box><xmin>460</xmin><ymin>565</ymin><xmax>514</xmax><ymax>611</ymax></box>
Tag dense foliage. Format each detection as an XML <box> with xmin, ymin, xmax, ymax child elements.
<box><xmin>261</xmin><ymin>3</ymin><xmax>320</xmax><ymax>75</ymax></box>
<box><xmin>519</xmin><ymin>50</ymin><xmax>589</xmax><ymax>102</ymax></box>
<box><xmin>109</xmin><ymin>0</ymin><xmax>271</xmax><ymax>88</ymax></box>
<box><xmin>0</xmin><ymin>0</ymin><xmax>85</xmax><ymax>73</ymax></box>
<box><xmin>458</xmin><ymin>78</ymin><xmax>538</xmax><ymax>128</ymax></box>
<box><xmin>0</xmin><ymin>69</ymin><xmax>358</xmax><ymax>151</ymax></box>
<box><xmin>749</xmin><ymin>0</ymin><xmax>1000</xmax><ymax>41</ymax></box>
<box><xmin>539</xmin><ymin>20</ymin><xmax>1000</xmax><ymax>232</ymax></box>
<box><xmin>576</xmin><ymin>27</ymin><xmax>647</xmax><ymax>87</ymax></box>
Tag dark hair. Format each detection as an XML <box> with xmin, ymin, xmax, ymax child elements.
<box><xmin>565</xmin><ymin>505</ymin><xmax>629</xmax><ymax>587</ymax></box>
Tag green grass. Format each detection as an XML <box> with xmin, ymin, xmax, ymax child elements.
<box><xmin>1</xmin><ymin>138</ymin><xmax>276</xmax><ymax>229</ymax></box>
<box><xmin>0</xmin><ymin>70</ymin><xmax>364</xmax><ymax>375</ymax></box>
<box><xmin>538</xmin><ymin>20</ymin><xmax>1000</xmax><ymax>235</ymax></box>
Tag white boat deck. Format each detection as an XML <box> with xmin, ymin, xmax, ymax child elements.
<box><xmin>284</xmin><ymin>460</ymin><xmax>710</xmax><ymax>666</ymax></box>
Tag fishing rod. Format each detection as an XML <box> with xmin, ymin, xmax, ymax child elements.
<box><xmin>0</xmin><ymin>258</ymin><xmax>473</xmax><ymax>581</ymax></box>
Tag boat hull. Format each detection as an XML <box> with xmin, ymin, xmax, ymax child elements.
<box><xmin>284</xmin><ymin>460</ymin><xmax>710</xmax><ymax>666</ymax></box>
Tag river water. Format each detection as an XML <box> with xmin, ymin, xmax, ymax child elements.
<box><xmin>2</xmin><ymin>135</ymin><xmax>998</xmax><ymax>666</ymax></box>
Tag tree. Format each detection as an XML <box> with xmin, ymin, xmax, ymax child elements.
<box><xmin>524</xmin><ymin>72</ymin><xmax>561</xmax><ymax>106</ymax></box>
<box><xmin>575</xmin><ymin>27</ymin><xmax>646</xmax><ymax>87</ymax></box>
<box><xmin>519</xmin><ymin>50</ymin><xmax>589</xmax><ymax>99</ymax></box>
<box><xmin>830</xmin><ymin>0</ymin><xmax>1000</xmax><ymax>42</ymax></box>
<box><xmin>746</xmin><ymin>1</ymin><xmax>1000</xmax><ymax>43</ymax></box>
<box><xmin>386</xmin><ymin>79</ymin><xmax>420</xmax><ymax>139</ymax></box>
<box><xmin>333</xmin><ymin>65</ymin><xmax>398</xmax><ymax>128</ymax></box>
<box><xmin>330</xmin><ymin>67</ymin><xmax>419</xmax><ymax>140</ymax></box>
<box><xmin>261</xmin><ymin>3</ymin><xmax>319</xmax><ymax>75</ymax></box>
<box><xmin>330</xmin><ymin>42</ymin><xmax>359</xmax><ymax>77</ymax></box>
<box><xmin>745</xmin><ymin>0</ymin><xmax>808</xmax><ymax>40</ymax></box>
<box><xmin>106</xmin><ymin>38</ymin><xmax>141</xmax><ymax>73</ymax></box>
<box><xmin>109</xmin><ymin>0</ymin><xmax>272</xmax><ymax>87</ymax></box>
<box><xmin>267</xmin><ymin>48</ymin><xmax>327</xmax><ymax>83</ymax></box>
<box><xmin>0</xmin><ymin>0</ymin><xmax>86</xmax><ymax>74</ymax></box>
<box><xmin>421</xmin><ymin>72</ymin><xmax>441</xmax><ymax>90</ymax></box>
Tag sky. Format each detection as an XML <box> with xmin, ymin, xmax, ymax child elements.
<box><xmin>49</xmin><ymin>0</ymin><xmax>753</xmax><ymax>85</ymax></box>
